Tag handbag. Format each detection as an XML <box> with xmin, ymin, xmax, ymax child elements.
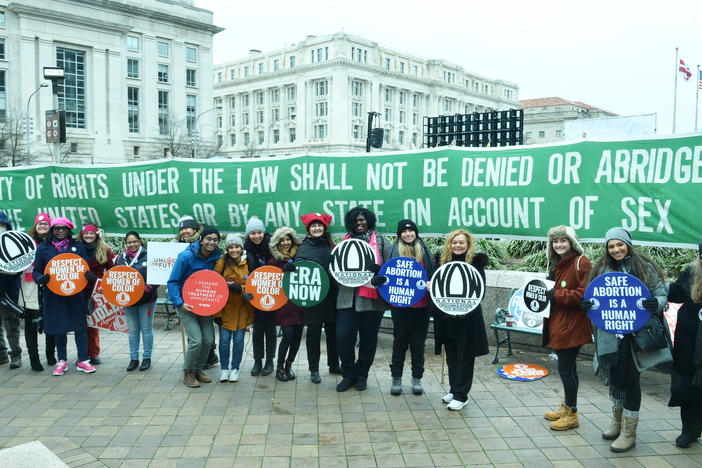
<box><xmin>631</xmin><ymin>315</ymin><xmax>668</xmax><ymax>352</ymax></box>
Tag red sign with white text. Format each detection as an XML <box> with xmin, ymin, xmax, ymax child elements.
<box><xmin>183</xmin><ymin>270</ymin><xmax>228</xmax><ymax>316</ymax></box>
<box><xmin>87</xmin><ymin>278</ymin><xmax>129</xmax><ymax>334</ymax></box>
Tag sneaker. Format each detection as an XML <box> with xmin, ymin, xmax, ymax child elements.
<box><xmin>391</xmin><ymin>378</ymin><xmax>402</xmax><ymax>396</ymax></box>
<box><xmin>53</xmin><ymin>360</ymin><xmax>68</xmax><ymax>376</ymax></box>
<box><xmin>442</xmin><ymin>393</ymin><xmax>454</xmax><ymax>404</ymax></box>
<box><xmin>204</xmin><ymin>354</ymin><xmax>219</xmax><ymax>370</ymax></box>
<box><xmin>411</xmin><ymin>378</ymin><xmax>423</xmax><ymax>395</ymax></box>
<box><xmin>76</xmin><ymin>360</ymin><xmax>96</xmax><ymax>373</ymax></box>
<box><xmin>229</xmin><ymin>369</ymin><xmax>239</xmax><ymax>382</ymax></box>
<box><xmin>447</xmin><ymin>399</ymin><xmax>468</xmax><ymax>411</ymax></box>
<box><xmin>219</xmin><ymin>369</ymin><xmax>229</xmax><ymax>382</ymax></box>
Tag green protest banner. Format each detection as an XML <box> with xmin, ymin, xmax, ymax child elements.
<box><xmin>1</xmin><ymin>134</ymin><xmax>700</xmax><ymax>247</ymax></box>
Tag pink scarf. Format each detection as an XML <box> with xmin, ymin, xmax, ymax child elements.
<box><xmin>52</xmin><ymin>239</ymin><xmax>69</xmax><ymax>253</ymax></box>
<box><xmin>344</xmin><ymin>231</ymin><xmax>380</xmax><ymax>299</ymax></box>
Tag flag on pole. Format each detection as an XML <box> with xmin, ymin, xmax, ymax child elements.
<box><xmin>679</xmin><ymin>59</ymin><xmax>692</xmax><ymax>80</ymax></box>
<box><xmin>698</xmin><ymin>69</ymin><xmax>702</xmax><ymax>90</ymax></box>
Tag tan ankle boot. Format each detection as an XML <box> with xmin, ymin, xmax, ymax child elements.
<box><xmin>194</xmin><ymin>369</ymin><xmax>212</xmax><ymax>383</ymax></box>
<box><xmin>549</xmin><ymin>407</ymin><xmax>579</xmax><ymax>431</ymax></box>
<box><xmin>183</xmin><ymin>370</ymin><xmax>200</xmax><ymax>388</ymax></box>
<box><xmin>602</xmin><ymin>407</ymin><xmax>623</xmax><ymax>440</ymax></box>
<box><xmin>545</xmin><ymin>401</ymin><xmax>566</xmax><ymax>421</ymax></box>
<box><xmin>610</xmin><ymin>415</ymin><xmax>638</xmax><ymax>452</ymax></box>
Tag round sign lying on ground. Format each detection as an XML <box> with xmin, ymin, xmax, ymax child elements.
<box><xmin>0</xmin><ymin>231</ymin><xmax>36</xmax><ymax>273</ymax></box>
<box><xmin>430</xmin><ymin>261</ymin><xmax>485</xmax><ymax>315</ymax></box>
<box><xmin>246</xmin><ymin>265</ymin><xmax>287</xmax><ymax>311</ymax></box>
<box><xmin>377</xmin><ymin>257</ymin><xmax>427</xmax><ymax>307</ymax></box>
<box><xmin>282</xmin><ymin>260</ymin><xmax>329</xmax><ymax>307</ymax></box>
<box><xmin>44</xmin><ymin>253</ymin><xmax>89</xmax><ymax>296</ymax></box>
<box><xmin>328</xmin><ymin>238</ymin><xmax>378</xmax><ymax>287</ymax></box>
<box><xmin>183</xmin><ymin>269</ymin><xmax>229</xmax><ymax>316</ymax></box>
<box><xmin>497</xmin><ymin>363</ymin><xmax>549</xmax><ymax>381</ymax></box>
<box><xmin>584</xmin><ymin>272</ymin><xmax>651</xmax><ymax>334</ymax></box>
<box><xmin>102</xmin><ymin>265</ymin><xmax>144</xmax><ymax>307</ymax></box>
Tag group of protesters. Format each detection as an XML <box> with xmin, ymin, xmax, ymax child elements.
<box><xmin>0</xmin><ymin>207</ymin><xmax>700</xmax><ymax>452</ymax></box>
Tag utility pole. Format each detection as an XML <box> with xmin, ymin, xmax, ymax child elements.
<box><xmin>43</xmin><ymin>67</ymin><xmax>65</xmax><ymax>163</ymax></box>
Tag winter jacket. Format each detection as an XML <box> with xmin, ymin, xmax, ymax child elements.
<box><xmin>294</xmin><ymin>235</ymin><xmax>337</xmax><ymax>325</ymax></box>
<box><xmin>268</xmin><ymin>227</ymin><xmax>303</xmax><ymax>327</ymax></box>
<box><xmin>172</xmin><ymin>224</ymin><xmax>204</xmax><ymax>243</ymax></box>
<box><xmin>335</xmin><ymin>233</ymin><xmax>391</xmax><ymax>312</ymax></box>
<box><xmin>19</xmin><ymin>236</ymin><xmax>45</xmax><ymax>310</ymax></box>
<box><xmin>32</xmin><ymin>237</ymin><xmax>90</xmax><ymax>334</ymax></box>
<box><xmin>542</xmin><ymin>252</ymin><xmax>593</xmax><ymax>350</ymax></box>
<box><xmin>213</xmin><ymin>255</ymin><xmax>255</xmax><ymax>331</ymax></box>
<box><xmin>245</xmin><ymin>232</ymin><xmax>273</xmax><ymax>271</ymax></box>
<box><xmin>667</xmin><ymin>265</ymin><xmax>702</xmax><ymax>406</ymax></box>
<box><xmin>387</xmin><ymin>238</ymin><xmax>435</xmax><ymax>308</ymax></box>
<box><xmin>0</xmin><ymin>212</ymin><xmax>21</xmax><ymax>302</ymax></box>
<box><xmin>167</xmin><ymin>240</ymin><xmax>223</xmax><ymax>308</ymax></box>
<box><xmin>114</xmin><ymin>247</ymin><xmax>159</xmax><ymax>306</ymax></box>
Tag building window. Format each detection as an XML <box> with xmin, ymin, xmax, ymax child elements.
<box><xmin>288</xmin><ymin>105</ymin><xmax>296</xmax><ymax>117</ymax></box>
<box><xmin>217</xmin><ymin>115</ymin><xmax>222</xmax><ymax>129</ymax></box>
<box><xmin>244</xmin><ymin>132</ymin><xmax>250</xmax><ymax>145</ymax></box>
<box><xmin>186</xmin><ymin>46</ymin><xmax>197</xmax><ymax>62</ymax></box>
<box><xmin>352</xmin><ymin>125</ymin><xmax>361</xmax><ymax>139</ymax></box>
<box><xmin>258</xmin><ymin>62</ymin><xmax>263</xmax><ymax>74</ymax></box>
<box><xmin>186</xmin><ymin>94</ymin><xmax>196</xmax><ymax>134</ymax></box>
<box><xmin>230</xmin><ymin>69</ymin><xmax>236</xmax><ymax>80</ymax></box>
<box><xmin>273</xmin><ymin>59</ymin><xmax>280</xmax><ymax>71</ymax></box>
<box><xmin>158</xmin><ymin>90</ymin><xmax>169</xmax><ymax>135</ymax></box>
<box><xmin>186</xmin><ymin>69</ymin><xmax>196</xmax><ymax>87</ymax></box>
<box><xmin>315</xmin><ymin>101</ymin><xmax>328</xmax><ymax>117</ymax></box>
<box><xmin>0</xmin><ymin>38</ymin><xmax>5</xmax><ymax>60</ymax></box>
<box><xmin>290</xmin><ymin>56</ymin><xmax>295</xmax><ymax>68</ymax></box>
<box><xmin>230</xmin><ymin>134</ymin><xmax>236</xmax><ymax>146</ymax></box>
<box><xmin>352</xmin><ymin>81</ymin><xmax>362</xmax><ymax>97</ymax></box>
<box><xmin>314</xmin><ymin>124</ymin><xmax>326</xmax><ymax>139</ymax></box>
<box><xmin>256</xmin><ymin>91</ymin><xmax>263</xmax><ymax>106</ymax></box>
<box><xmin>400</xmin><ymin>62</ymin><xmax>405</xmax><ymax>74</ymax></box>
<box><xmin>412</xmin><ymin>133</ymin><xmax>418</xmax><ymax>146</ymax></box>
<box><xmin>399</xmin><ymin>91</ymin><xmax>406</xmax><ymax>105</ymax></box>
<box><xmin>385</xmin><ymin>88</ymin><xmax>392</xmax><ymax>102</ymax></box>
<box><xmin>217</xmin><ymin>72</ymin><xmax>222</xmax><ymax>83</ymax></box>
<box><xmin>56</xmin><ymin>47</ymin><xmax>86</xmax><ymax>129</ymax></box>
<box><xmin>243</xmin><ymin>112</ymin><xmax>249</xmax><ymax>125</ymax></box>
<box><xmin>398</xmin><ymin>131</ymin><xmax>404</xmax><ymax>144</ymax></box>
<box><xmin>287</xmin><ymin>86</ymin><xmax>296</xmax><ymax>101</ymax></box>
<box><xmin>273</xmin><ymin>129</ymin><xmax>279</xmax><ymax>143</ymax></box>
<box><xmin>127</xmin><ymin>58</ymin><xmax>139</xmax><ymax>78</ymax></box>
<box><xmin>127</xmin><ymin>87</ymin><xmax>139</xmax><ymax>133</ymax></box>
<box><xmin>484</xmin><ymin>84</ymin><xmax>489</xmax><ymax>94</ymax></box>
<box><xmin>413</xmin><ymin>112</ymin><xmax>419</xmax><ymax>125</ymax></box>
<box><xmin>413</xmin><ymin>94</ymin><xmax>419</xmax><ymax>107</ymax></box>
<box><xmin>70</xmin><ymin>142</ymin><xmax>78</xmax><ymax>153</ymax></box>
<box><xmin>0</xmin><ymin>12</ymin><xmax>5</xmax><ymax>28</ymax></box>
<box><xmin>133</xmin><ymin>146</ymin><xmax>140</xmax><ymax>156</ymax></box>
<box><xmin>242</xmin><ymin>94</ymin><xmax>249</xmax><ymax>107</ymax></box>
<box><xmin>538</xmin><ymin>131</ymin><xmax>545</xmax><ymax>138</ymax></box>
<box><xmin>258</xmin><ymin>130</ymin><xmax>264</xmax><ymax>144</ymax></box>
<box><xmin>289</xmin><ymin>127</ymin><xmax>296</xmax><ymax>142</ymax></box>
<box><xmin>229</xmin><ymin>97</ymin><xmax>236</xmax><ymax>109</ymax></box>
<box><xmin>158</xmin><ymin>64</ymin><xmax>169</xmax><ymax>83</ymax></box>
<box><xmin>412</xmin><ymin>65</ymin><xmax>418</xmax><ymax>77</ymax></box>
<box><xmin>127</xmin><ymin>35</ymin><xmax>139</xmax><ymax>51</ymax></box>
<box><xmin>0</xmin><ymin>71</ymin><xmax>6</xmax><ymax>120</ymax></box>
<box><xmin>555</xmin><ymin>130</ymin><xmax>562</xmax><ymax>138</ymax></box>
<box><xmin>314</xmin><ymin>80</ymin><xmax>328</xmax><ymax>96</ymax></box>
<box><xmin>272</xmin><ymin>89</ymin><xmax>279</xmax><ymax>104</ymax></box>
<box><xmin>352</xmin><ymin>102</ymin><xmax>361</xmax><ymax>117</ymax></box>
<box><xmin>229</xmin><ymin>114</ymin><xmax>236</xmax><ymax>127</ymax></box>
<box><xmin>244</xmin><ymin>66</ymin><xmax>249</xmax><ymax>77</ymax></box>
<box><xmin>384</xmin><ymin>58</ymin><xmax>390</xmax><ymax>70</ymax></box>
<box><xmin>384</xmin><ymin>108</ymin><xmax>391</xmax><ymax>121</ymax></box>
<box><xmin>257</xmin><ymin>110</ymin><xmax>264</xmax><ymax>124</ymax></box>
<box><xmin>399</xmin><ymin>110</ymin><xmax>405</xmax><ymax>123</ymax></box>
<box><xmin>157</xmin><ymin>41</ymin><xmax>169</xmax><ymax>57</ymax></box>
<box><xmin>271</xmin><ymin>108</ymin><xmax>280</xmax><ymax>122</ymax></box>
<box><xmin>316</xmin><ymin>48</ymin><xmax>323</xmax><ymax>62</ymax></box>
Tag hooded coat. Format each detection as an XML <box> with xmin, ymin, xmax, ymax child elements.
<box><xmin>295</xmin><ymin>235</ymin><xmax>338</xmax><ymax>325</ymax></box>
<box><xmin>267</xmin><ymin>227</ymin><xmax>303</xmax><ymax>327</ymax></box>
<box><xmin>167</xmin><ymin>240</ymin><xmax>223</xmax><ymax>308</ymax></box>
<box><xmin>214</xmin><ymin>253</ymin><xmax>255</xmax><ymax>331</ymax></box>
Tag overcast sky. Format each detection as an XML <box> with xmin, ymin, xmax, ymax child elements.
<box><xmin>197</xmin><ymin>0</ymin><xmax>702</xmax><ymax>135</ymax></box>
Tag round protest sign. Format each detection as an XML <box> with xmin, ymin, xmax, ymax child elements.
<box><xmin>429</xmin><ymin>261</ymin><xmax>485</xmax><ymax>315</ymax></box>
<box><xmin>377</xmin><ymin>257</ymin><xmax>427</xmax><ymax>307</ymax></box>
<box><xmin>520</xmin><ymin>278</ymin><xmax>554</xmax><ymax>317</ymax></box>
<box><xmin>328</xmin><ymin>238</ymin><xmax>378</xmax><ymax>287</ymax></box>
<box><xmin>44</xmin><ymin>253</ymin><xmax>89</xmax><ymax>296</ymax></box>
<box><xmin>282</xmin><ymin>261</ymin><xmax>329</xmax><ymax>307</ymax></box>
<box><xmin>497</xmin><ymin>363</ymin><xmax>549</xmax><ymax>381</ymax></box>
<box><xmin>246</xmin><ymin>265</ymin><xmax>288</xmax><ymax>311</ymax></box>
<box><xmin>584</xmin><ymin>272</ymin><xmax>651</xmax><ymax>334</ymax></box>
<box><xmin>102</xmin><ymin>266</ymin><xmax>144</xmax><ymax>307</ymax></box>
<box><xmin>183</xmin><ymin>270</ymin><xmax>229</xmax><ymax>316</ymax></box>
<box><xmin>0</xmin><ymin>231</ymin><xmax>36</xmax><ymax>273</ymax></box>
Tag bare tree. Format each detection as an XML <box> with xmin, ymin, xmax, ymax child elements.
<box><xmin>241</xmin><ymin>138</ymin><xmax>261</xmax><ymax>158</ymax></box>
<box><xmin>0</xmin><ymin>110</ymin><xmax>29</xmax><ymax>167</ymax></box>
<box><xmin>156</xmin><ymin>113</ymin><xmax>193</xmax><ymax>159</ymax></box>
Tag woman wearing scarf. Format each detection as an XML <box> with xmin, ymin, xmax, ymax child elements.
<box><xmin>335</xmin><ymin>207</ymin><xmax>391</xmax><ymax>392</ymax></box>
<box><xmin>582</xmin><ymin>227</ymin><xmax>667</xmax><ymax>452</ymax></box>
<box><xmin>32</xmin><ymin>217</ymin><xmax>95</xmax><ymax>376</ymax></box>
<box><xmin>78</xmin><ymin>224</ymin><xmax>114</xmax><ymax>365</ymax></box>
<box><xmin>19</xmin><ymin>213</ymin><xmax>57</xmax><ymax>370</ymax></box>
<box><xmin>115</xmin><ymin>231</ymin><xmax>158</xmax><ymax>372</ymax></box>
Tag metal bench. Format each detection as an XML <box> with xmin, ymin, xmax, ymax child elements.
<box><xmin>489</xmin><ymin>289</ymin><xmax>543</xmax><ymax>364</ymax></box>
<box><xmin>155</xmin><ymin>297</ymin><xmax>179</xmax><ymax>331</ymax></box>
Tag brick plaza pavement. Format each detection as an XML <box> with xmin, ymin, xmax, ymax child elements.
<box><xmin>0</xmin><ymin>317</ymin><xmax>700</xmax><ymax>467</ymax></box>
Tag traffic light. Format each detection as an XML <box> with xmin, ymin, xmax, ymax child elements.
<box><xmin>370</xmin><ymin>128</ymin><xmax>384</xmax><ymax>148</ymax></box>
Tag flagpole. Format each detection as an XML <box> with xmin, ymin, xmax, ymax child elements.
<box><xmin>673</xmin><ymin>47</ymin><xmax>679</xmax><ymax>133</ymax></box>
<box><xmin>696</xmin><ymin>65</ymin><xmax>700</xmax><ymax>132</ymax></box>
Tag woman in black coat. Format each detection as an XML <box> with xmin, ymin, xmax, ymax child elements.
<box><xmin>433</xmin><ymin>229</ymin><xmax>489</xmax><ymax>411</ymax></box>
<box><xmin>667</xmin><ymin>241</ymin><xmax>702</xmax><ymax>448</ymax></box>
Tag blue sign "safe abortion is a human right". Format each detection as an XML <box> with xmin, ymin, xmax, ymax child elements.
<box><xmin>584</xmin><ymin>272</ymin><xmax>651</xmax><ymax>334</ymax></box>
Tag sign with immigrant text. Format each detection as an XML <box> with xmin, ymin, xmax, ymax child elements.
<box><xmin>182</xmin><ymin>270</ymin><xmax>228</xmax><ymax>316</ymax></box>
<box><xmin>1</xmin><ymin>135</ymin><xmax>701</xmax><ymax>247</ymax></box>
<box><xmin>44</xmin><ymin>253</ymin><xmax>89</xmax><ymax>296</ymax></box>
<box><xmin>377</xmin><ymin>257</ymin><xmax>427</xmax><ymax>307</ymax></box>
<box><xmin>246</xmin><ymin>265</ymin><xmax>287</xmax><ymax>311</ymax></box>
<box><xmin>584</xmin><ymin>272</ymin><xmax>652</xmax><ymax>334</ymax></box>
<box><xmin>0</xmin><ymin>231</ymin><xmax>36</xmax><ymax>273</ymax></box>
<box><xmin>146</xmin><ymin>242</ymin><xmax>188</xmax><ymax>285</ymax></box>
<box><xmin>282</xmin><ymin>260</ymin><xmax>329</xmax><ymax>307</ymax></box>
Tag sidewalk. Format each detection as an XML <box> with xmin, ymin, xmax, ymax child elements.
<box><xmin>0</xmin><ymin>318</ymin><xmax>699</xmax><ymax>468</ymax></box>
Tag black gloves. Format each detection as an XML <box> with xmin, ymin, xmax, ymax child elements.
<box><xmin>85</xmin><ymin>270</ymin><xmax>96</xmax><ymax>283</ymax></box>
<box><xmin>579</xmin><ymin>299</ymin><xmax>592</xmax><ymax>313</ymax></box>
<box><xmin>472</xmin><ymin>252</ymin><xmax>489</xmax><ymax>269</ymax></box>
<box><xmin>213</xmin><ymin>317</ymin><xmax>222</xmax><ymax>327</ymax></box>
<box><xmin>692</xmin><ymin>367</ymin><xmax>702</xmax><ymax>388</ymax></box>
<box><xmin>367</xmin><ymin>263</ymin><xmax>380</xmax><ymax>274</ymax></box>
<box><xmin>370</xmin><ymin>275</ymin><xmax>387</xmax><ymax>287</ymax></box>
<box><xmin>228</xmin><ymin>283</ymin><xmax>243</xmax><ymax>294</ymax></box>
<box><xmin>34</xmin><ymin>315</ymin><xmax>43</xmax><ymax>334</ymax></box>
<box><xmin>243</xmin><ymin>292</ymin><xmax>254</xmax><ymax>301</ymax></box>
<box><xmin>283</xmin><ymin>261</ymin><xmax>296</xmax><ymax>272</ymax></box>
<box><xmin>36</xmin><ymin>274</ymin><xmax>50</xmax><ymax>286</ymax></box>
<box><xmin>642</xmin><ymin>298</ymin><xmax>659</xmax><ymax>313</ymax></box>
<box><xmin>545</xmin><ymin>288</ymin><xmax>555</xmax><ymax>303</ymax></box>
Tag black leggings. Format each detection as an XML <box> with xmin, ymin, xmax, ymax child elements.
<box><xmin>306</xmin><ymin>321</ymin><xmax>338</xmax><ymax>371</ymax></box>
<box><xmin>252</xmin><ymin>311</ymin><xmax>276</xmax><ymax>362</ymax></box>
<box><xmin>277</xmin><ymin>325</ymin><xmax>303</xmax><ymax>365</ymax></box>
<box><xmin>555</xmin><ymin>347</ymin><xmax>580</xmax><ymax>410</ymax></box>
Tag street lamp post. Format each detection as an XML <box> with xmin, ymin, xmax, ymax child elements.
<box><xmin>267</xmin><ymin>113</ymin><xmax>296</xmax><ymax>157</ymax></box>
<box><xmin>193</xmin><ymin>106</ymin><xmax>221</xmax><ymax>159</ymax></box>
<box><xmin>25</xmin><ymin>84</ymin><xmax>49</xmax><ymax>160</ymax></box>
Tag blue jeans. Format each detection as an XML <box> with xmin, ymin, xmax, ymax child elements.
<box><xmin>219</xmin><ymin>327</ymin><xmax>246</xmax><ymax>371</ymax></box>
<box><xmin>55</xmin><ymin>331</ymin><xmax>88</xmax><ymax>362</ymax></box>
<box><xmin>124</xmin><ymin>300</ymin><xmax>155</xmax><ymax>360</ymax></box>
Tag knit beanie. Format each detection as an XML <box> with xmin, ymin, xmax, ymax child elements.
<box><xmin>225</xmin><ymin>233</ymin><xmax>245</xmax><ymax>248</ymax></box>
<box><xmin>50</xmin><ymin>216</ymin><xmax>74</xmax><ymax>230</ymax></box>
<box><xmin>300</xmin><ymin>213</ymin><xmax>332</xmax><ymax>231</ymax></box>
<box><xmin>547</xmin><ymin>225</ymin><xmax>583</xmax><ymax>256</ymax></box>
<box><xmin>200</xmin><ymin>226</ymin><xmax>221</xmax><ymax>241</ymax></box>
<box><xmin>604</xmin><ymin>227</ymin><xmax>632</xmax><ymax>248</ymax></box>
<box><xmin>35</xmin><ymin>213</ymin><xmax>51</xmax><ymax>225</ymax></box>
<box><xmin>396</xmin><ymin>219</ymin><xmax>419</xmax><ymax>238</ymax></box>
<box><xmin>245</xmin><ymin>217</ymin><xmax>265</xmax><ymax>237</ymax></box>
<box><xmin>178</xmin><ymin>215</ymin><xmax>199</xmax><ymax>230</ymax></box>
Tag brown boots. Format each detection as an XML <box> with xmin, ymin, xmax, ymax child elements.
<box><xmin>544</xmin><ymin>402</ymin><xmax>566</xmax><ymax>421</ymax></box>
<box><xmin>194</xmin><ymin>369</ymin><xmax>212</xmax><ymax>383</ymax></box>
<box><xmin>550</xmin><ymin>407</ymin><xmax>579</xmax><ymax>431</ymax></box>
<box><xmin>183</xmin><ymin>369</ymin><xmax>212</xmax><ymax>388</ymax></box>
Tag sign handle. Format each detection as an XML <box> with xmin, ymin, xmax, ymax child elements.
<box><xmin>441</xmin><ymin>345</ymin><xmax>446</xmax><ymax>385</ymax></box>
<box><xmin>180</xmin><ymin>323</ymin><xmax>186</xmax><ymax>357</ymax></box>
